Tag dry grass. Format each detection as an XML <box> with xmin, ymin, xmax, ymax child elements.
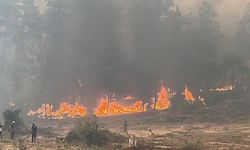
<box><xmin>182</xmin><ymin>139</ymin><xmax>206</xmax><ymax>150</ymax></box>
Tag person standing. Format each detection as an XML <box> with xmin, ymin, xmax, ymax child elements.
<box><xmin>123</xmin><ymin>119</ymin><xmax>128</xmax><ymax>134</ymax></box>
<box><xmin>10</xmin><ymin>121</ymin><xmax>15</xmax><ymax>139</ymax></box>
<box><xmin>0</xmin><ymin>122</ymin><xmax>3</xmax><ymax>139</ymax></box>
<box><xmin>31</xmin><ymin>123</ymin><xmax>37</xmax><ymax>143</ymax></box>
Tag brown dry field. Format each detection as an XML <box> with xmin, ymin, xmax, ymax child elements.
<box><xmin>1</xmin><ymin>116</ymin><xmax>250</xmax><ymax>150</ymax></box>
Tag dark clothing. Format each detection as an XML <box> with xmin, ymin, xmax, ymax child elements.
<box><xmin>32</xmin><ymin>133</ymin><xmax>36</xmax><ymax>143</ymax></box>
<box><xmin>11</xmin><ymin>131</ymin><xmax>14</xmax><ymax>139</ymax></box>
<box><xmin>0</xmin><ymin>124</ymin><xmax>2</xmax><ymax>139</ymax></box>
<box><xmin>31</xmin><ymin>125</ymin><xmax>37</xmax><ymax>143</ymax></box>
<box><xmin>123</xmin><ymin>120</ymin><xmax>128</xmax><ymax>133</ymax></box>
<box><xmin>10</xmin><ymin>124</ymin><xmax>15</xmax><ymax>139</ymax></box>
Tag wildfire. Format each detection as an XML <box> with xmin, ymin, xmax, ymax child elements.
<box><xmin>184</xmin><ymin>85</ymin><xmax>195</xmax><ymax>102</ymax></box>
<box><xmin>94</xmin><ymin>96</ymin><xmax>109</xmax><ymax>116</ymax></box>
<box><xmin>124</xmin><ymin>95</ymin><xmax>135</xmax><ymax>100</ymax></box>
<box><xmin>27</xmin><ymin>81</ymin><xmax>239</xmax><ymax>119</ymax></box>
<box><xmin>215</xmin><ymin>85</ymin><xmax>234</xmax><ymax>92</ymax></box>
<box><xmin>208</xmin><ymin>85</ymin><xmax>235</xmax><ymax>92</ymax></box>
<box><xmin>27</xmin><ymin>102</ymin><xmax>87</xmax><ymax>119</ymax></box>
<box><xmin>152</xmin><ymin>84</ymin><xmax>171</xmax><ymax>110</ymax></box>
<box><xmin>94</xmin><ymin>95</ymin><xmax>144</xmax><ymax>117</ymax></box>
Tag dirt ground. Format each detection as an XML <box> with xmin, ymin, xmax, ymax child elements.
<box><xmin>1</xmin><ymin>118</ymin><xmax>250</xmax><ymax>150</ymax></box>
<box><xmin>107</xmin><ymin>119</ymin><xmax>250</xmax><ymax>150</ymax></box>
<box><xmin>125</xmin><ymin>122</ymin><xmax>250</xmax><ymax>150</ymax></box>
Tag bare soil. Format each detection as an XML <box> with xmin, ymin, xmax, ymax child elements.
<box><xmin>1</xmin><ymin>117</ymin><xmax>250</xmax><ymax>150</ymax></box>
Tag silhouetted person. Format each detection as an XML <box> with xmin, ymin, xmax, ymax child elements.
<box><xmin>10</xmin><ymin>121</ymin><xmax>15</xmax><ymax>139</ymax></box>
<box><xmin>31</xmin><ymin>123</ymin><xmax>37</xmax><ymax>143</ymax></box>
<box><xmin>0</xmin><ymin>122</ymin><xmax>2</xmax><ymax>139</ymax></box>
<box><xmin>123</xmin><ymin>119</ymin><xmax>128</xmax><ymax>134</ymax></box>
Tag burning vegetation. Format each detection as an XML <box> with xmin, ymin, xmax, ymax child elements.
<box><xmin>27</xmin><ymin>102</ymin><xmax>87</xmax><ymax>119</ymax></box>
<box><xmin>211</xmin><ymin>85</ymin><xmax>235</xmax><ymax>92</ymax></box>
<box><xmin>26</xmin><ymin>83</ymin><xmax>187</xmax><ymax>118</ymax></box>
<box><xmin>151</xmin><ymin>84</ymin><xmax>171</xmax><ymax>110</ymax></box>
<box><xmin>26</xmin><ymin>82</ymin><xmax>241</xmax><ymax>119</ymax></box>
<box><xmin>94</xmin><ymin>95</ymin><xmax>145</xmax><ymax>117</ymax></box>
<box><xmin>183</xmin><ymin>85</ymin><xmax>195</xmax><ymax>103</ymax></box>
<box><xmin>27</xmin><ymin>82</ymin><xmax>243</xmax><ymax>119</ymax></box>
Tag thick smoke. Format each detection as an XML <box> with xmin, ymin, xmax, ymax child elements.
<box><xmin>42</xmin><ymin>0</ymin><xmax>250</xmax><ymax>99</ymax></box>
<box><xmin>0</xmin><ymin>0</ymin><xmax>249</xmax><ymax>108</ymax></box>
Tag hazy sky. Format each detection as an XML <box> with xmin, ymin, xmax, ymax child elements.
<box><xmin>175</xmin><ymin>0</ymin><xmax>250</xmax><ymax>35</ymax></box>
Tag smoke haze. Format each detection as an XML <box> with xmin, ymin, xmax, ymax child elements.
<box><xmin>0</xmin><ymin>0</ymin><xmax>249</xmax><ymax>110</ymax></box>
<box><xmin>176</xmin><ymin>0</ymin><xmax>250</xmax><ymax>35</ymax></box>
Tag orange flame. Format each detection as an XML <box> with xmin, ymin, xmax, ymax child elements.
<box><xmin>184</xmin><ymin>85</ymin><xmax>195</xmax><ymax>102</ymax></box>
<box><xmin>94</xmin><ymin>96</ymin><xmax>109</xmax><ymax>116</ymax></box>
<box><xmin>94</xmin><ymin>95</ymin><xmax>144</xmax><ymax>117</ymax></box>
<box><xmin>27</xmin><ymin>82</ymin><xmax>219</xmax><ymax>119</ymax></box>
<box><xmin>27</xmin><ymin>102</ymin><xmax>87</xmax><ymax>119</ymax></box>
<box><xmin>152</xmin><ymin>84</ymin><xmax>171</xmax><ymax>110</ymax></box>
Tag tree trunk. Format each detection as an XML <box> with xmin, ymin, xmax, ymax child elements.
<box><xmin>1</xmin><ymin>37</ymin><xmax>7</xmax><ymax>73</ymax></box>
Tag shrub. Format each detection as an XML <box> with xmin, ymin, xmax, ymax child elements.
<box><xmin>2</xmin><ymin>109</ymin><xmax>24</xmax><ymax>133</ymax></box>
<box><xmin>65</xmin><ymin>117</ymin><xmax>127</xmax><ymax>146</ymax></box>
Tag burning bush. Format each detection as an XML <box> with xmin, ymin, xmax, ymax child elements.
<box><xmin>65</xmin><ymin>117</ymin><xmax>127</xmax><ymax>146</ymax></box>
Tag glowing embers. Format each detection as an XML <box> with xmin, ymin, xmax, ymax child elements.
<box><xmin>183</xmin><ymin>85</ymin><xmax>195</xmax><ymax>102</ymax></box>
<box><xmin>152</xmin><ymin>84</ymin><xmax>171</xmax><ymax>110</ymax></box>
<box><xmin>27</xmin><ymin>102</ymin><xmax>87</xmax><ymax>119</ymax></box>
<box><xmin>123</xmin><ymin>95</ymin><xmax>135</xmax><ymax>100</ymax></box>
<box><xmin>214</xmin><ymin>85</ymin><xmax>234</xmax><ymax>92</ymax></box>
<box><xmin>94</xmin><ymin>95</ymin><xmax>145</xmax><ymax>117</ymax></box>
